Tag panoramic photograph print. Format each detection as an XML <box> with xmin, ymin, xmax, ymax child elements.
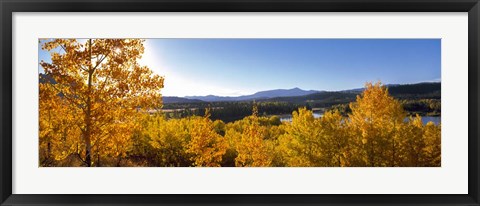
<box><xmin>38</xmin><ymin>39</ymin><xmax>441</xmax><ymax>167</ymax></box>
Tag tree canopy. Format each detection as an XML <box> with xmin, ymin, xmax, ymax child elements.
<box><xmin>39</xmin><ymin>39</ymin><xmax>440</xmax><ymax>167</ymax></box>
<box><xmin>40</xmin><ymin>39</ymin><xmax>164</xmax><ymax>166</ymax></box>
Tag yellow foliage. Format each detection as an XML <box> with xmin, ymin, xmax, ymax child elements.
<box><xmin>278</xmin><ymin>108</ymin><xmax>323</xmax><ymax>166</ymax></box>
<box><xmin>39</xmin><ymin>39</ymin><xmax>164</xmax><ymax>166</ymax></box>
<box><xmin>230</xmin><ymin>115</ymin><xmax>274</xmax><ymax>167</ymax></box>
<box><xmin>348</xmin><ymin>82</ymin><xmax>406</xmax><ymax>166</ymax></box>
<box><xmin>186</xmin><ymin>115</ymin><xmax>227</xmax><ymax>167</ymax></box>
<box><xmin>39</xmin><ymin>45</ymin><xmax>441</xmax><ymax>170</ymax></box>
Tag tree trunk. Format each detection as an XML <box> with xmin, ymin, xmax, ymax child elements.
<box><xmin>97</xmin><ymin>152</ymin><xmax>101</xmax><ymax>167</ymax></box>
<box><xmin>369</xmin><ymin>139</ymin><xmax>375</xmax><ymax>167</ymax></box>
<box><xmin>116</xmin><ymin>156</ymin><xmax>122</xmax><ymax>167</ymax></box>
<box><xmin>84</xmin><ymin>39</ymin><xmax>93</xmax><ymax>167</ymax></box>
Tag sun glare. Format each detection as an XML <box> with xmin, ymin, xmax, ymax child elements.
<box><xmin>139</xmin><ymin>40</ymin><xmax>250</xmax><ymax>97</ymax></box>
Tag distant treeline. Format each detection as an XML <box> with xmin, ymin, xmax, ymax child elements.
<box><xmin>263</xmin><ymin>82</ymin><xmax>440</xmax><ymax>106</ymax></box>
<box><xmin>330</xmin><ymin>99</ymin><xmax>441</xmax><ymax>117</ymax></box>
<box><xmin>163</xmin><ymin>83</ymin><xmax>441</xmax><ymax>122</ymax></box>
<box><xmin>388</xmin><ymin>82</ymin><xmax>441</xmax><ymax>98</ymax></box>
<box><xmin>165</xmin><ymin>98</ymin><xmax>440</xmax><ymax>123</ymax></box>
<box><xmin>164</xmin><ymin>102</ymin><xmax>310</xmax><ymax>123</ymax></box>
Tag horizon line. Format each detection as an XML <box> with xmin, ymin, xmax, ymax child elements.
<box><xmin>165</xmin><ymin>80</ymin><xmax>441</xmax><ymax>98</ymax></box>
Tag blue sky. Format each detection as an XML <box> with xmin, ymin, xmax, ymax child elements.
<box><xmin>39</xmin><ymin>39</ymin><xmax>441</xmax><ymax>97</ymax></box>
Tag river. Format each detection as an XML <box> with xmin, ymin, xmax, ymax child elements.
<box><xmin>278</xmin><ymin>113</ymin><xmax>441</xmax><ymax>125</ymax></box>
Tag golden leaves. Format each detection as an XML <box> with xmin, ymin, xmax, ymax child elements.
<box><xmin>39</xmin><ymin>39</ymin><xmax>164</xmax><ymax>166</ymax></box>
<box><xmin>38</xmin><ymin>40</ymin><xmax>441</xmax><ymax>168</ymax></box>
<box><xmin>186</xmin><ymin>116</ymin><xmax>227</xmax><ymax>167</ymax></box>
<box><xmin>277</xmin><ymin>82</ymin><xmax>441</xmax><ymax>167</ymax></box>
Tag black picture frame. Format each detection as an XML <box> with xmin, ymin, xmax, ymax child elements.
<box><xmin>1</xmin><ymin>0</ymin><xmax>479</xmax><ymax>205</ymax></box>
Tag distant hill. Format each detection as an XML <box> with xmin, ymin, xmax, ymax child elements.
<box><xmin>184</xmin><ymin>88</ymin><xmax>320</xmax><ymax>102</ymax></box>
<box><xmin>264</xmin><ymin>91</ymin><xmax>358</xmax><ymax>107</ymax></box>
<box><xmin>250</xmin><ymin>87</ymin><xmax>320</xmax><ymax>98</ymax></box>
<box><xmin>183</xmin><ymin>95</ymin><xmax>234</xmax><ymax>102</ymax></box>
<box><xmin>172</xmin><ymin>82</ymin><xmax>440</xmax><ymax>104</ymax></box>
<box><xmin>262</xmin><ymin>82</ymin><xmax>440</xmax><ymax>106</ymax></box>
<box><xmin>388</xmin><ymin>82</ymin><xmax>440</xmax><ymax>96</ymax></box>
<box><xmin>162</xmin><ymin>96</ymin><xmax>204</xmax><ymax>104</ymax></box>
<box><xmin>339</xmin><ymin>82</ymin><xmax>440</xmax><ymax>95</ymax></box>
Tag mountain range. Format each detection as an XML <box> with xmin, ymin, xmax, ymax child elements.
<box><xmin>163</xmin><ymin>82</ymin><xmax>441</xmax><ymax>104</ymax></box>
<box><xmin>164</xmin><ymin>88</ymin><xmax>319</xmax><ymax>103</ymax></box>
<box><xmin>186</xmin><ymin>88</ymin><xmax>318</xmax><ymax>102</ymax></box>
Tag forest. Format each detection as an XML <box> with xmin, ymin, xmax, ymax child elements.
<box><xmin>39</xmin><ymin>39</ymin><xmax>441</xmax><ymax>167</ymax></box>
<box><xmin>162</xmin><ymin>86</ymin><xmax>441</xmax><ymax>123</ymax></box>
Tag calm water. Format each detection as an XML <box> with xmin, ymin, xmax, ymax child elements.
<box><xmin>278</xmin><ymin>113</ymin><xmax>323</xmax><ymax>122</ymax></box>
<box><xmin>278</xmin><ymin>113</ymin><xmax>441</xmax><ymax>125</ymax></box>
<box><xmin>419</xmin><ymin>116</ymin><xmax>441</xmax><ymax>125</ymax></box>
